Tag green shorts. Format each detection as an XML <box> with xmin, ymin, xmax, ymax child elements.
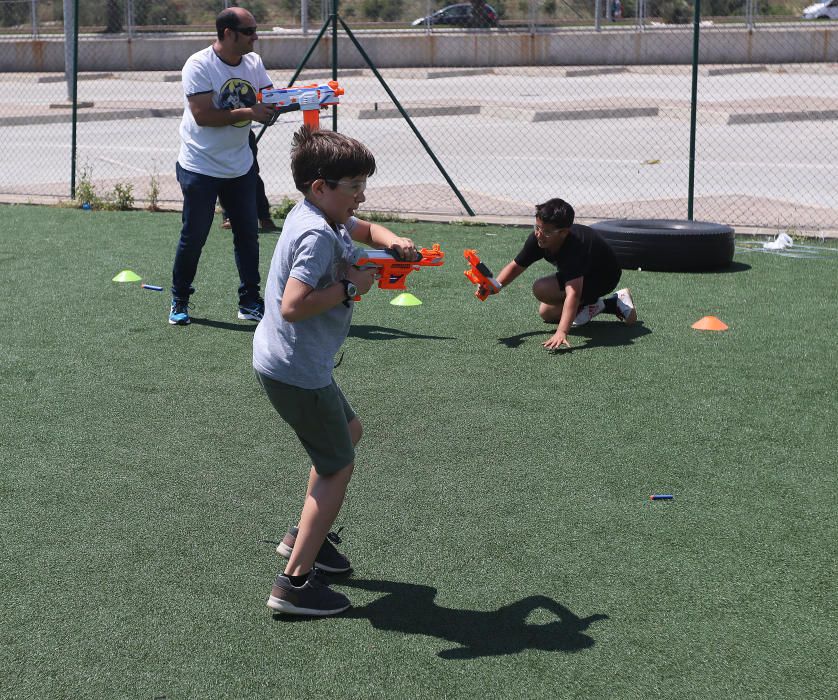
<box><xmin>255</xmin><ymin>371</ymin><xmax>357</xmax><ymax>476</ymax></box>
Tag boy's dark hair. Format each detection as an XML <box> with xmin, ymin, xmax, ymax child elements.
<box><xmin>216</xmin><ymin>9</ymin><xmax>243</xmax><ymax>40</ymax></box>
<box><xmin>291</xmin><ymin>126</ymin><xmax>376</xmax><ymax>193</ymax></box>
<box><xmin>535</xmin><ymin>198</ymin><xmax>575</xmax><ymax>228</ymax></box>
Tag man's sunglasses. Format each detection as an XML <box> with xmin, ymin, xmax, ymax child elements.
<box><xmin>236</xmin><ymin>26</ymin><xmax>258</xmax><ymax>36</ymax></box>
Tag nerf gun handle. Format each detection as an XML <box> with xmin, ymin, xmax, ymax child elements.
<box><xmin>351</xmin><ymin>245</ymin><xmax>445</xmax><ymax>301</ymax></box>
<box><xmin>464</xmin><ymin>249</ymin><xmax>502</xmax><ymax>301</ymax></box>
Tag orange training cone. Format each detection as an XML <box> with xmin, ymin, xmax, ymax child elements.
<box><xmin>692</xmin><ymin>316</ymin><xmax>729</xmax><ymax>331</ymax></box>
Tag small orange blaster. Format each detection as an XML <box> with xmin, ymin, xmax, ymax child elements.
<box><xmin>463</xmin><ymin>249</ymin><xmax>502</xmax><ymax>300</ymax></box>
<box><xmin>351</xmin><ymin>244</ymin><xmax>445</xmax><ymax>300</ymax></box>
<box><xmin>258</xmin><ymin>81</ymin><xmax>344</xmax><ymax>129</ymax></box>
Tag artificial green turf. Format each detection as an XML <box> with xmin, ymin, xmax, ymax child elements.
<box><xmin>1</xmin><ymin>205</ymin><xmax>836</xmax><ymax>699</ymax></box>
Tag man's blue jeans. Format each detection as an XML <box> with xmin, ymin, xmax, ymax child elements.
<box><xmin>172</xmin><ymin>161</ymin><xmax>261</xmax><ymax>305</ymax></box>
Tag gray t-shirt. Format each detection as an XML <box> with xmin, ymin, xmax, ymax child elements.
<box><xmin>253</xmin><ymin>199</ymin><xmax>358</xmax><ymax>389</ymax></box>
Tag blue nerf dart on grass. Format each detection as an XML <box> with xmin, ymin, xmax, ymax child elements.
<box><xmin>141</xmin><ymin>284</ymin><xmax>163</xmax><ymax>291</ymax></box>
<box><xmin>650</xmin><ymin>494</ymin><xmax>674</xmax><ymax>500</ymax></box>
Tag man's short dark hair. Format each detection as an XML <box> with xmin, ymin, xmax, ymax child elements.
<box><xmin>291</xmin><ymin>126</ymin><xmax>376</xmax><ymax>193</ymax></box>
<box><xmin>216</xmin><ymin>8</ymin><xmax>242</xmax><ymax>40</ymax></box>
<box><xmin>535</xmin><ymin>198</ymin><xmax>574</xmax><ymax>228</ymax></box>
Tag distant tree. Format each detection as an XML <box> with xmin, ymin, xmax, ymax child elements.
<box><xmin>361</xmin><ymin>0</ymin><xmax>404</xmax><ymax>21</ymax></box>
<box><xmin>106</xmin><ymin>0</ymin><xmax>123</xmax><ymax>33</ymax></box>
<box><xmin>704</xmin><ymin>0</ymin><xmax>739</xmax><ymax>15</ymax></box>
<box><xmin>0</xmin><ymin>1</ymin><xmax>28</xmax><ymax>28</ymax></box>
<box><xmin>648</xmin><ymin>0</ymin><xmax>693</xmax><ymax>22</ymax></box>
<box><xmin>134</xmin><ymin>0</ymin><xmax>188</xmax><ymax>27</ymax></box>
<box><xmin>666</xmin><ymin>0</ymin><xmax>693</xmax><ymax>22</ymax></box>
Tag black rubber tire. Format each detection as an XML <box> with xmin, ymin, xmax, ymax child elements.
<box><xmin>590</xmin><ymin>219</ymin><xmax>735</xmax><ymax>272</ymax></box>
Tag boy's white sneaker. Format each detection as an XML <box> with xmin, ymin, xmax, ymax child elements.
<box><xmin>572</xmin><ymin>298</ymin><xmax>605</xmax><ymax>327</ymax></box>
<box><xmin>615</xmin><ymin>288</ymin><xmax>637</xmax><ymax>325</ymax></box>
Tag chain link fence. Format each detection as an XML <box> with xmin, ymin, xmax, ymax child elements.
<box><xmin>1</xmin><ymin>0</ymin><xmax>836</xmax><ymax>232</ymax></box>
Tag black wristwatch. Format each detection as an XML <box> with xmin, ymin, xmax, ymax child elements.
<box><xmin>341</xmin><ymin>279</ymin><xmax>357</xmax><ymax>306</ymax></box>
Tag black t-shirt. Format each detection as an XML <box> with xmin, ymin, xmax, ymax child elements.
<box><xmin>513</xmin><ymin>223</ymin><xmax>619</xmax><ymax>287</ymax></box>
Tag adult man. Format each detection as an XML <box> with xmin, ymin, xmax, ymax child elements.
<box><xmin>169</xmin><ymin>7</ymin><xmax>275</xmax><ymax>326</ymax></box>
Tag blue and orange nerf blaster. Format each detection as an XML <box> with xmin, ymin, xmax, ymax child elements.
<box><xmin>464</xmin><ymin>249</ymin><xmax>502</xmax><ymax>300</ymax></box>
<box><xmin>351</xmin><ymin>244</ymin><xmax>445</xmax><ymax>300</ymax></box>
<box><xmin>258</xmin><ymin>80</ymin><xmax>344</xmax><ymax>129</ymax></box>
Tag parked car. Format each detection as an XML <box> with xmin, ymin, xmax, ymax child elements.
<box><xmin>411</xmin><ymin>3</ymin><xmax>499</xmax><ymax>28</ymax></box>
<box><xmin>802</xmin><ymin>0</ymin><xmax>838</xmax><ymax>18</ymax></box>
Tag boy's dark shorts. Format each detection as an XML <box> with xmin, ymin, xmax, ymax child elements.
<box><xmin>255</xmin><ymin>371</ymin><xmax>357</xmax><ymax>476</ymax></box>
<box><xmin>558</xmin><ymin>267</ymin><xmax>621</xmax><ymax>306</ymax></box>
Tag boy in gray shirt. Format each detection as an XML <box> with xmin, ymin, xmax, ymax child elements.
<box><xmin>254</xmin><ymin>126</ymin><xmax>419</xmax><ymax>616</ymax></box>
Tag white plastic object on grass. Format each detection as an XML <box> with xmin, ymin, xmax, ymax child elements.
<box><xmin>763</xmin><ymin>232</ymin><xmax>793</xmax><ymax>250</ymax></box>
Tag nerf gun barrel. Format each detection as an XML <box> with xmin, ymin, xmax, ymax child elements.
<box><xmin>351</xmin><ymin>244</ymin><xmax>445</xmax><ymax>300</ymax></box>
<box><xmin>258</xmin><ymin>80</ymin><xmax>344</xmax><ymax>129</ymax></box>
<box><xmin>464</xmin><ymin>249</ymin><xmax>502</xmax><ymax>301</ymax></box>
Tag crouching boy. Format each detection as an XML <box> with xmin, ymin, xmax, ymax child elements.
<box><xmin>489</xmin><ymin>198</ymin><xmax>637</xmax><ymax>350</ymax></box>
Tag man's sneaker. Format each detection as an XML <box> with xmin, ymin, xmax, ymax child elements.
<box><xmin>237</xmin><ymin>299</ymin><xmax>264</xmax><ymax>321</ymax></box>
<box><xmin>267</xmin><ymin>571</ymin><xmax>351</xmax><ymax>616</ymax></box>
<box><xmin>615</xmin><ymin>288</ymin><xmax>637</xmax><ymax>325</ymax></box>
<box><xmin>572</xmin><ymin>298</ymin><xmax>606</xmax><ymax>327</ymax></box>
<box><xmin>168</xmin><ymin>298</ymin><xmax>191</xmax><ymax>325</ymax></box>
<box><xmin>276</xmin><ymin>526</ymin><xmax>352</xmax><ymax>574</ymax></box>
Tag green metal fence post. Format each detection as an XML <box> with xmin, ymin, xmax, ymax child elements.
<box><xmin>332</xmin><ymin>0</ymin><xmax>338</xmax><ymax>132</ymax></box>
<box><xmin>687</xmin><ymin>0</ymin><xmax>701</xmax><ymax>220</ymax></box>
<box><xmin>70</xmin><ymin>0</ymin><xmax>80</xmax><ymax>199</ymax></box>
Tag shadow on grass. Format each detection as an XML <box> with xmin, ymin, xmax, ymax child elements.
<box><xmin>190</xmin><ymin>318</ymin><xmax>256</xmax><ymax>333</ymax></box>
<box><xmin>498</xmin><ymin>321</ymin><xmax>651</xmax><ymax>351</ymax></box>
<box><xmin>497</xmin><ymin>329</ymin><xmax>552</xmax><ymax>348</ymax></box>
<box><xmin>632</xmin><ymin>262</ymin><xmax>751</xmax><ymax>274</ymax></box>
<box><xmin>275</xmin><ymin>578</ymin><xmax>607</xmax><ymax>660</ymax></box>
<box><xmin>187</xmin><ymin>321</ymin><xmax>453</xmax><ymax>338</ymax></box>
<box><xmin>568</xmin><ymin>320</ymin><xmax>652</xmax><ymax>350</ymax></box>
<box><xmin>349</xmin><ymin>324</ymin><xmax>455</xmax><ymax>341</ymax></box>
<box><xmin>692</xmin><ymin>261</ymin><xmax>751</xmax><ymax>274</ymax></box>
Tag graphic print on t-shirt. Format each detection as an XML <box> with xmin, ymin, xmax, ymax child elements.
<box><xmin>219</xmin><ymin>78</ymin><xmax>256</xmax><ymax>127</ymax></box>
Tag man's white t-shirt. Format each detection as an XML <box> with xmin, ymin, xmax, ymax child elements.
<box><xmin>178</xmin><ymin>45</ymin><xmax>272</xmax><ymax>179</ymax></box>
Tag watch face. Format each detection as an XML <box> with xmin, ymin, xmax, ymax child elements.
<box><xmin>345</xmin><ymin>280</ymin><xmax>357</xmax><ymax>297</ymax></box>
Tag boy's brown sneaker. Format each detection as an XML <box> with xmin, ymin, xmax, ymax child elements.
<box><xmin>267</xmin><ymin>571</ymin><xmax>351</xmax><ymax>616</ymax></box>
<box><xmin>276</xmin><ymin>526</ymin><xmax>352</xmax><ymax>573</ymax></box>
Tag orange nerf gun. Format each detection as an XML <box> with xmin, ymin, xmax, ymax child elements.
<box><xmin>464</xmin><ymin>249</ymin><xmax>502</xmax><ymax>300</ymax></box>
<box><xmin>257</xmin><ymin>80</ymin><xmax>344</xmax><ymax>129</ymax></box>
<box><xmin>351</xmin><ymin>244</ymin><xmax>445</xmax><ymax>300</ymax></box>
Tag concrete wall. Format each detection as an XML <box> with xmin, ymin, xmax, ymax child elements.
<box><xmin>1</xmin><ymin>25</ymin><xmax>835</xmax><ymax>73</ymax></box>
